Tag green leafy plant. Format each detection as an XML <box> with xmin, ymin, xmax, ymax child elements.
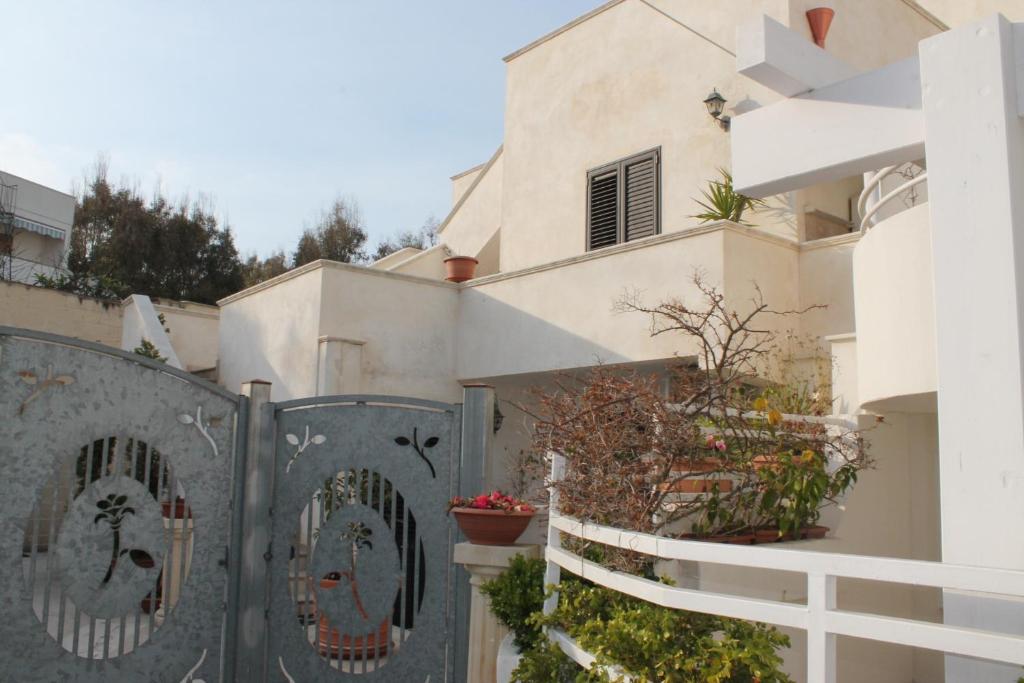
<box><xmin>511</xmin><ymin>643</ymin><xmax>584</xmax><ymax>682</ymax></box>
<box><xmin>538</xmin><ymin>578</ymin><xmax>792</xmax><ymax>683</ymax></box>
<box><xmin>692</xmin><ymin>169</ymin><xmax>767</xmax><ymax>226</ymax></box>
<box><xmin>480</xmin><ymin>554</ymin><xmax>546</xmax><ymax>651</ymax></box>
<box><xmin>133</xmin><ymin>339</ymin><xmax>167</xmax><ymax>363</ymax></box>
<box><xmin>35</xmin><ymin>271</ymin><xmax>125</xmax><ymax>301</ymax></box>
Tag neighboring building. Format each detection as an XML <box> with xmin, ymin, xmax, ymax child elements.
<box><xmin>0</xmin><ymin>170</ymin><xmax>74</xmax><ymax>285</ymax></box>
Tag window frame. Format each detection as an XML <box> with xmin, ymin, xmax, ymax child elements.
<box><xmin>585</xmin><ymin>147</ymin><xmax>661</xmax><ymax>251</ymax></box>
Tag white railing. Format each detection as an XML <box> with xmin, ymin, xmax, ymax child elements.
<box><xmin>542</xmin><ymin>454</ymin><xmax>1024</xmax><ymax>683</ymax></box>
<box><xmin>857</xmin><ymin>163</ymin><xmax>928</xmax><ymax>231</ymax></box>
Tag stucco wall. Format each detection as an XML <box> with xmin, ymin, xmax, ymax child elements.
<box><xmin>852</xmin><ymin>204</ymin><xmax>936</xmax><ymax>411</ymax></box>
<box><xmin>0</xmin><ymin>280</ymin><xmax>122</xmax><ymax>347</ymax></box>
<box><xmin>451</xmin><ymin>164</ymin><xmax>486</xmax><ymax>206</ymax></box>
<box><xmin>500</xmin><ymin>0</ymin><xmax>795</xmax><ymax>273</ymax></box>
<box><xmin>317</xmin><ymin>264</ymin><xmax>461</xmax><ymax>404</ymax></box>
<box><xmin>439</xmin><ymin>149</ymin><xmax>503</xmax><ymax>264</ymax></box>
<box><xmin>787</xmin><ymin>0</ymin><xmax>942</xmax><ymax>71</ymax></box>
<box><xmin>152</xmin><ymin>299</ymin><xmax>220</xmax><ymax>372</ymax></box>
<box><xmin>217</xmin><ymin>265</ymin><xmax>325</xmax><ymax>399</ymax></box>
<box><xmin>797</xmin><ymin>234</ymin><xmax>859</xmax><ymax>345</ymax></box>
<box><xmin>913</xmin><ymin>0</ymin><xmax>1024</xmax><ymax>26</ymax></box>
<box><xmin>459</xmin><ymin>223</ymin><xmax>803</xmax><ymax>380</ymax></box>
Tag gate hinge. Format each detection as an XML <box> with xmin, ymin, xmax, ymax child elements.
<box><xmin>263</xmin><ymin>542</ymin><xmax>273</xmax><ymax>563</ymax></box>
<box><xmin>219</xmin><ymin>545</ymin><xmax>229</xmax><ymax>569</ymax></box>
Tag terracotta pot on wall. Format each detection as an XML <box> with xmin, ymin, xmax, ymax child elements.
<box><xmin>451</xmin><ymin>508</ymin><xmax>534</xmax><ymax>545</ymax></box>
<box><xmin>806</xmin><ymin>7</ymin><xmax>835</xmax><ymax>48</ymax></box>
<box><xmin>444</xmin><ymin>256</ymin><xmax>478</xmax><ymax>283</ymax></box>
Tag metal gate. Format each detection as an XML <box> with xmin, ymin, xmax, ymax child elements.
<box><xmin>266</xmin><ymin>397</ymin><xmax>460</xmax><ymax>682</ymax></box>
<box><xmin>0</xmin><ymin>328</ymin><xmax>241</xmax><ymax>683</ymax></box>
<box><xmin>0</xmin><ymin>328</ymin><xmax>470</xmax><ymax>682</ymax></box>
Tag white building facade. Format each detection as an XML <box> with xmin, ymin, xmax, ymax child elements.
<box><xmin>0</xmin><ymin>170</ymin><xmax>74</xmax><ymax>285</ymax></box>
<box><xmin>211</xmin><ymin>2</ymin><xmax>1024</xmax><ymax>681</ymax></box>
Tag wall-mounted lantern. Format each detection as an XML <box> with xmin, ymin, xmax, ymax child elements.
<box><xmin>703</xmin><ymin>89</ymin><xmax>730</xmax><ymax>131</ymax></box>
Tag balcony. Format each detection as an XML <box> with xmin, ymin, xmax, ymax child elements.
<box><xmin>457</xmin><ymin>221</ymin><xmax>801</xmax><ymax>381</ymax></box>
<box><xmin>852</xmin><ymin>166</ymin><xmax>936</xmax><ymax>412</ymax></box>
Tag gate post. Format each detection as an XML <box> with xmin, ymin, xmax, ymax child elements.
<box><xmin>235</xmin><ymin>380</ymin><xmax>275</xmax><ymax>682</ymax></box>
<box><xmin>454</xmin><ymin>384</ymin><xmax>495</xmax><ymax>683</ymax></box>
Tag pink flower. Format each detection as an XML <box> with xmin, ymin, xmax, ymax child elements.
<box><xmin>715</xmin><ymin>439</ymin><xmax>727</xmax><ymax>452</ymax></box>
<box><xmin>705</xmin><ymin>435</ymin><xmax>716</xmax><ymax>449</ymax></box>
<box><xmin>472</xmin><ymin>495</ymin><xmax>490</xmax><ymax>509</ymax></box>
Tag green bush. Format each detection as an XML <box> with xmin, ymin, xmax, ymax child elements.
<box><xmin>534</xmin><ymin>578</ymin><xmax>792</xmax><ymax>683</ymax></box>
<box><xmin>480</xmin><ymin>554</ymin><xmax>546</xmax><ymax>651</ymax></box>
<box><xmin>512</xmin><ymin>643</ymin><xmax>585</xmax><ymax>682</ymax></box>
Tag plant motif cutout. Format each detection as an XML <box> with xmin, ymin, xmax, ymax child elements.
<box><xmin>16</xmin><ymin>365</ymin><xmax>74</xmax><ymax>415</ymax></box>
<box><xmin>177</xmin><ymin>406</ymin><xmax>221</xmax><ymax>458</ymax></box>
<box><xmin>179</xmin><ymin>648</ymin><xmax>207</xmax><ymax>683</ymax></box>
<box><xmin>93</xmin><ymin>493</ymin><xmax>154</xmax><ymax>585</ymax></box>
<box><xmin>395</xmin><ymin>428</ymin><xmax>439</xmax><ymax>478</ymax></box>
<box><xmin>322</xmin><ymin>521</ymin><xmax>373</xmax><ymax>620</ymax></box>
<box><xmin>284</xmin><ymin>425</ymin><xmax>326</xmax><ymax>474</ymax></box>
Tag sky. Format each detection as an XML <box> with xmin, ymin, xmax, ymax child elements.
<box><xmin>1</xmin><ymin>1</ymin><xmax>602</xmax><ymax>258</ymax></box>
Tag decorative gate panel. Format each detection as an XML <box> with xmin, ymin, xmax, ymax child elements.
<box><xmin>0</xmin><ymin>329</ymin><xmax>240</xmax><ymax>683</ymax></box>
<box><xmin>269</xmin><ymin>397</ymin><xmax>460</xmax><ymax>682</ymax></box>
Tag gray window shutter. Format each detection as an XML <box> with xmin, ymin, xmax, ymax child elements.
<box><xmin>624</xmin><ymin>151</ymin><xmax>659</xmax><ymax>241</ymax></box>
<box><xmin>587</xmin><ymin>167</ymin><xmax>620</xmax><ymax>250</ymax></box>
<box><xmin>587</xmin><ymin>148</ymin><xmax>660</xmax><ymax>250</ymax></box>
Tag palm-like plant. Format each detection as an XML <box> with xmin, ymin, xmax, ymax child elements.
<box><xmin>692</xmin><ymin>169</ymin><xmax>767</xmax><ymax>226</ymax></box>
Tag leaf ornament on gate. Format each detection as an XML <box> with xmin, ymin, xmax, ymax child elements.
<box><xmin>284</xmin><ymin>425</ymin><xmax>326</xmax><ymax>474</ymax></box>
<box><xmin>394</xmin><ymin>427</ymin><xmax>439</xmax><ymax>478</ymax></box>
<box><xmin>177</xmin><ymin>406</ymin><xmax>221</xmax><ymax>458</ymax></box>
<box><xmin>16</xmin><ymin>365</ymin><xmax>74</xmax><ymax>415</ymax></box>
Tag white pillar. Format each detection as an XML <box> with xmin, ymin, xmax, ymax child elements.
<box><xmin>919</xmin><ymin>15</ymin><xmax>1024</xmax><ymax>682</ymax></box>
<box><xmin>453</xmin><ymin>542</ymin><xmax>540</xmax><ymax>683</ymax></box>
<box><xmin>316</xmin><ymin>336</ymin><xmax>364</xmax><ymax>396</ymax></box>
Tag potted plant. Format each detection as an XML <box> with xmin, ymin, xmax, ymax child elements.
<box><xmin>312</xmin><ymin>476</ymin><xmax>393</xmax><ymax>659</ymax></box>
<box><xmin>479</xmin><ymin>554</ymin><xmax>546</xmax><ymax>683</ymax></box>
<box><xmin>444</xmin><ymin>255</ymin><xmax>478</xmax><ymax>282</ymax></box>
<box><xmin>448</xmin><ymin>491</ymin><xmax>535</xmax><ymax>545</ymax></box>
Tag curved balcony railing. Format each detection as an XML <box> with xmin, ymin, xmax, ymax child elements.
<box><xmin>542</xmin><ymin>453</ymin><xmax>1024</xmax><ymax>682</ymax></box>
<box><xmin>857</xmin><ymin>163</ymin><xmax>928</xmax><ymax>231</ymax></box>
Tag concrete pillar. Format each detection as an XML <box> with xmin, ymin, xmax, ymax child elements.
<box><xmin>453</xmin><ymin>384</ymin><xmax>497</xmax><ymax>683</ymax></box>
<box><xmin>316</xmin><ymin>336</ymin><xmax>364</xmax><ymax>396</ymax></box>
<box><xmin>235</xmin><ymin>380</ymin><xmax>274</xmax><ymax>682</ymax></box>
<box><xmin>453</xmin><ymin>542</ymin><xmax>540</xmax><ymax>683</ymax></box>
<box><xmin>919</xmin><ymin>15</ymin><xmax>1024</xmax><ymax>682</ymax></box>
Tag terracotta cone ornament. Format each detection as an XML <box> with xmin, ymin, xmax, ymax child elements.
<box><xmin>806</xmin><ymin>7</ymin><xmax>835</xmax><ymax>48</ymax></box>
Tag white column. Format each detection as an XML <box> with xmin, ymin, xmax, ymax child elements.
<box><xmin>919</xmin><ymin>15</ymin><xmax>1024</xmax><ymax>682</ymax></box>
<box><xmin>453</xmin><ymin>542</ymin><xmax>540</xmax><ymax>683</ymax></box>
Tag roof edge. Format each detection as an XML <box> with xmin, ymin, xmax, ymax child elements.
<box><xmin>897</xmin><ymin>0</ymin><xmax>949</xmax><ymax>31</ymax></box>
<box><xmin>450</xmin><ymin>162</ymin><xmax>487</xmax><ymax>181</ymax></box>
<box><xmin>503</xmin><ymin>0</ymin><xmax>628</xmax><ymax>63</ymax></box>
<box><xmin>437</xmin><ymin>145</ymin><xmax>503</xmax><ymax>235</ymax></box>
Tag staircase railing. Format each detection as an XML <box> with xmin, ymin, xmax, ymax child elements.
<box><xmin>857</xmin><ymin>163</ymin><xmax>928</xmax><ymax>231</ymax></box>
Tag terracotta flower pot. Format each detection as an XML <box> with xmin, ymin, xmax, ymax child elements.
<box><xmin>806</xmin><ymin>7</ymin><xmax>835</xmax><ymax>48</ymax></box>
<box><xmin>444</xmin><ymin>256</ymin><xmax>479</xmax><ymax>283</ymax></box>
<box><xmin>451</xmin><ymin>508</ymin><xmax>534</xmax><ymax>545</ymax></box>
<box><xmin>679</xmin><ymin>532</ymin><xmax>755</xmax><ymax>545</ymax></box>
<box><xmin>315</xmin><ymin>578</ymin><xmax>392</xmax><ymax>660</ymax></box>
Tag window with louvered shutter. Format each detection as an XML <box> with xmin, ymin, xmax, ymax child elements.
<box><xmin>586</xmin><ymin>148</ymin><xmax>659</xmax><ymax>251</ymax></box>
